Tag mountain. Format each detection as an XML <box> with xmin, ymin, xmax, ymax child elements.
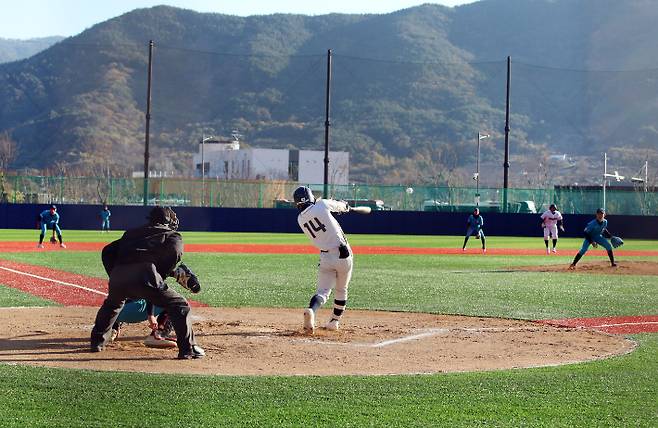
<box><xmin>0</xmin><ymin>36</ymin><xmax>64</xmax><ymax>63</ymax></box>
<box><xmin>0</xmin><ymin>1</ymin><xmax>657</xmax><ymax>185</ymax></box>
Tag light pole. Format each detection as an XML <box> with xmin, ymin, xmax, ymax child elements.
<box><xmin>475</xmin><ymin>132</ymin><xmax>490</xmax><ymax>206</ymax></box>
<box><xmin>602</xmin><ymin>152</ymin><xmax>625</xmax><ymax>210</ymax></box>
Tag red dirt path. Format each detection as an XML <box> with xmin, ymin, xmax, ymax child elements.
<box><xmin>1</xmin><ymin>241</ymin><xmax>658</xmax><ymax>256</ymax></box>
<box><xmin>539</xmin><ymin>316</ymin><xmax>658</xmax><ymax>334</ymax></box>
<box><xmin>0</xmin><ymin>260</ymin><xmax>207</xmax><ymax>307</ymax></box>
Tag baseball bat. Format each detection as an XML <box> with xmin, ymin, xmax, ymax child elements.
<box><xmin>350</xmin><ymin>206</ymin><xmax>371</xmax><ymax>214</ymax></box>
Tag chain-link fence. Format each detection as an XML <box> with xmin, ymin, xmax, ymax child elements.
<box><xmin>1</xmin><ymin>174</ymin><xmax>656</xmax><ymax>215</ymax></box>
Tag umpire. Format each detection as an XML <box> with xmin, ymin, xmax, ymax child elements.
<box><xmin>90</xmin><ymin>206</ymin><xmax>204</xmax><ymax>359</ymax></box>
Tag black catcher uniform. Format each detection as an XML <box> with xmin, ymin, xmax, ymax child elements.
<box><xmin>90</xmin><ymin>206</ymin><xmax>204</xmax><ymax>359</ymax></box>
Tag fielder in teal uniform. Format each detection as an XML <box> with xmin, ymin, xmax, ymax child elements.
<box><xmin>569</xmin><ymin>208</ymin><xmax>617</xmax><ymax>269</ymax></box>
<box><xmin>462</xmin><ymin>207</ymin><xmax>486</xmax><ymax>253</ymax></box>
<box><xmin>37</xmin><ymin>205</ymin><xmax>65</xmax><ymax>248</ymax></box>
<box><xmin>99</xmin><ymin>205</ymin><xmax>111</xmax><ymax>232</ymax></box>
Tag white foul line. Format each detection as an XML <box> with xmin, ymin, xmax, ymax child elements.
<box><xmin>0</xmin><ymin>266</ymin><xmax>107</xmax><ymax>296</ymax></box>
<box><xmin>589</xmin><ymin>321</ymin><xmax>658</xmax><ymax>328</ymax></box>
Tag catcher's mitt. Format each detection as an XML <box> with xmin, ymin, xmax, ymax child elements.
<box><xmin>171</xmin><ymin>263</ymin><xmax>201</xmax><ymax>293</ymax></box>
<box><xmin>49</xmin><ymin>236</ymin><xmax>58</xmax><ymax>244</ymax></box>
<box><xmin>611</xmin><ymin>236</ymin><xmax>624</xmax><ymax>248</ymax></box>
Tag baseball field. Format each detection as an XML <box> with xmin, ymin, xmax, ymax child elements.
<box><xmin>0</xmin><ymin>230</ymin><xmax>657</xmax><ymax>426</ymax></box>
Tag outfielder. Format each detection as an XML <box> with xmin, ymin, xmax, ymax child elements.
<box><xmin>99</xmin><ymin>205</ymin><xmax>111</xmax><ymax>233</ymax></box>
<box><xmin>462</xmin><ymin>207</ymin><xmax>486</xmax><ymax>253</ymax></box>
<box><xmin>569</xmin><ymin>208</ymin><xmax>623</xmax><ymax>269</ymax></box>
<box><xmin>294</xmin><ymin>186</ymin><xmax>353</xmax><ymax>334</ymax></box>
<box><xmin>37</xmin><ymin>205</ymin><xmax>65</xmax><ymax>248</ymax></box>
<box><xmin>540</xmin><ymin>203</ymin><xmax>564</xmax><ymax>254</ymax></box>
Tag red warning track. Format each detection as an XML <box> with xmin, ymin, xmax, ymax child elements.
<box><xmin>1</xmin><ymin>241</ymin><xmax>658</xmax><ymax>256</ymax></box>
<box><xmin>539</xmin><ymin>316</ymin><xmax>658</xmax><ymax>334</ymax></box>
<box><xmin>0</xmin><ymin>260</ymin><xmax>207</xmax><ymax>308</ymax></box>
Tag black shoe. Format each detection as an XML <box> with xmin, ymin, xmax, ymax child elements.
<box><xmin>90</xmin><ymin>343</ymin><xmax>104</xmax><ymax>353</ymax></box>
<box><xmin>177</xmin><ymin>345</ymin><xmax>205</xmax><ymax>359</ymax></box>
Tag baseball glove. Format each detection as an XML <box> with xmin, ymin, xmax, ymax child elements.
<box><xmin>611</xmin><ymin>236</ymin><xmax>624</xmax><ymax>248</ymax></box>
<box><xmin>49</xmin><ymin>236</ymin><xmax>58</xmax><ymax>244</ymax></box>
<box><xmin>171</xmin><ymin>263</ymin><xmax>201</xmax><ymax>293</ymax></box>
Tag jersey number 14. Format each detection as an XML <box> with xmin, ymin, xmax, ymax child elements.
<box><xmin>303</xmin><ymin>217</ymin><xmax>327</xmax><ymax>238</ymax></box>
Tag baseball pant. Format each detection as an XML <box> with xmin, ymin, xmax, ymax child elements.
<box><xmin>315</xmin><ymin>250</ymin><xmax>353</xmax><ymax>304</ymax></box>
<box><xmin>578</xmin><ymin>235</ymin><xmax>612</xmax><ymax>255</ymax></box>
<box><xmin>90</xmin><ymin>262</ymin><xmax>196</xmax><ymax>354</ymax></box>
<box><xmin>543</xmin><ymin>224</ymin><xmax>558</xmax><ymax>239</ymax></box>
<box><xmin>40</xmin><ymin>222</ymin><xmax>62</xmax><ymax>239</ymax></box>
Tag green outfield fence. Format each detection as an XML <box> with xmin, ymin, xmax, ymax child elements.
<box><xmin>0</xmin><ymin>175</ymin><xmax>656</xmax><ymax>215</ymax></box>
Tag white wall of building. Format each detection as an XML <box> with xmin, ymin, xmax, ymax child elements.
<box><xmin>298</xmin><ymin>150</ymin><xmax>349</xmax><ymax>185</ymax></box>
<box><xmin>193</xmin><ymin>146</ymin><xmax>348</xmax><ymax>184</ymax></box>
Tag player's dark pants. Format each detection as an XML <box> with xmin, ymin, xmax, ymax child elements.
<box><xmin>91</xmin><ymin>262</ymin><xmax>196</xmax><ymax>354</ymax></box>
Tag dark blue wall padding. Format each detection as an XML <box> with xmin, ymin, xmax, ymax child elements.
<box><xmin>1</xmin><ymin>204</ymin><xmax>656</xmax><ymax>239</ymax></box>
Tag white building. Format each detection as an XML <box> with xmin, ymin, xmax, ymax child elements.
<box><xmin>192</xmin><ymin>136</ymin><xmax>349</xmax><ymax>184</ymax></box>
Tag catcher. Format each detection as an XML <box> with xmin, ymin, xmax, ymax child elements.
<box><xmin>569</xmin><ymin>208</ymin><xmax>623</xmax><ymax>269</ymax></box>
<box><xmin>111</xmin><ymin>263</ymin><xmax>201</xmax><ymax>349</ymax></box>
<box><xmin>36</xmin><ymin>205</ymin><xmax>66</xmax><ymax>248</ymax></box>
<box><xmin>90</xmin><ymin>206</ymin><xmax>204</xmax><ymax>359</ymax></box>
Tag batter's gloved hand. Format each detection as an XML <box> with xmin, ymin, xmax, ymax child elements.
<box><xmin>611</xmin><ymin>236</ymin><xmax>624</xmax><ymax>248</ymax></box>
<box><xmin>171</xmin><ymin>264</ymin><xmax>201</xmax><ymax>293</ymax></box>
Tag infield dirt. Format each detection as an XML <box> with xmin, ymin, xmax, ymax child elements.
<box><xmin>0</xmin><ymin>307</ymin><xmax>634</xmax><ymax>376</ymax></box>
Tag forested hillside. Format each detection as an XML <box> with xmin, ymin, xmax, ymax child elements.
<box><xmin>0</xmin><ymin>0</ymin><xmax>657</xmax><ymax>185</ymax></box>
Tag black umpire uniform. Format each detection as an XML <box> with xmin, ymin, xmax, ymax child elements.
<box><xmin>90</xmin><ymin>206</ymin><xmax>203</xmax><ymax>359</ymax></box>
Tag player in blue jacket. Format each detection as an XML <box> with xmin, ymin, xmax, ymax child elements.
<box><xmin>462</xmin><ymin>207</ymin><xmax>486</xmax><ymax>253</ymax></box>
<box><xmin>99</xmin><ymin>205</ymin><xmax>111</xmax><ymax>232</ymax></box>
<box><xmin>37</xmin><ymin>205</ymin><xmax>65</xmax><ymax>248</ymax></box>
<box><xmin>569</xmin><ymin>208</ymin><xmax>617</xmax><ymax>269</ymax></box>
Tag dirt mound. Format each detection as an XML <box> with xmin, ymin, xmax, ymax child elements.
<box><xmin>0</xmin><ymin>307</ymin><xmax>633</xmax><ymax>376</ymax></box>
<box><xmin>515</xmin><ymin>260</ymin><xmax>658</xmax><ymax>275</ymax></box>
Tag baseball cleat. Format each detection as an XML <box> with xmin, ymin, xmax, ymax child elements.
<box><xmin>178</xmin><ymin>345</ymin><xmax>205</xmax><ymax>359</ymax></box>
<box><xmin>611</xmin><ymin>263</ymin><xmax>618</xmax><ymax>267</ymax></box>
<box><xmin>60</xmin><ymin>243</ymin><xmax>67</xmax><ymax>248</ymax></box>
<box><xmin>482</xmin><ymin>248</ymin><xmax>487</xmax><ymax>254</ymax></box>
<box><xmin>552</xmin><ymin>248</ymin><xmax>557</xmax><ymax>253</ymax></box>
<box><xmin>37</xmin><ymin>243</ymin><xmax>44</xmax><ymax>248</ymax></box>
<box><xmin>546</xmin><ymin>248</ymin><xmax>550</xmax><ymax>255</ymax></box>
<box><xmin>303</xmin><ymin>308</ymin><xmax>315</xmax><ymax>334</ymax></box>
<box><xmin>324</xmin><ymin>318</ymin><xmax>340</xmax><ymax>331</ymax></box>
<box><xmin>568</xmin><ymin>264</ymin><xmax>576</xmax><ymax>270</ymax></box>
<box><xmin>462</xmin><ymin>248</ymin><xmax>466</xmax><ymax>252</ymax></box>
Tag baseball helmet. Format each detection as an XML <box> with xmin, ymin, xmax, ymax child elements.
<box><xmin>147</xmin><ymin>206</ymin><xmax>179</xmax><ymax>230</ymax></box>
<box><xmin>293</xmin><ymin>186</ymin><xmax>315</xmax><ymax>209</ymax></box>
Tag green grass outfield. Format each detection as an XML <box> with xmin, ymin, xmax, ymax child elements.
<box><xmin>0</xmin><ymin>231</ymin><xmax>656</xmax><ymax>427</ymax></box>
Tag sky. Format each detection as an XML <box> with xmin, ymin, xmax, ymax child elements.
<box><xmin>0</xmin><ymin>0</ymin><xmax>476</xmax><ymax>39</ymax></box>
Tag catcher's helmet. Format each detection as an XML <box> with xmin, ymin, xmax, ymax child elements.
<box><xmin>147</xmin><ymin>206</ymin><xmax>179</xmax><ymax>230</ymax></box>
<box><xmin>293</xmin><ymin>186</ymin><xmax>315</xmax><ymax>210</ymax></box>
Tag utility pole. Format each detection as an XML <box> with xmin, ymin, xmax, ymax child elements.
<box><xmin>323</xmin><ymin>49</ymin><xmax>332</xmax><ymax>199</ymax></box>
<box><xmin>143</xmin><ymin>40</ymin><xmax>154</xmax><ymax>206</ymax></box>
<box><xmin>503</xmin><ymin>56</ymin><xmax>511</xmax><ymax>212</ymax></box>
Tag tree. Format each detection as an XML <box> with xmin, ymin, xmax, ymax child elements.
<box><xmin>0</xmin><ymin>132</ymin><xmax>17</xmax><ymax>173</ymax></box>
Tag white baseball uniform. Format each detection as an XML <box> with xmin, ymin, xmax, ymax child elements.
<box><xmin>540</xmin><ymin>209</ymin><xmax>563</xmax><ymax>239</ymax></box>
<box><xmin>297</xmin><ymin>199</ymin><xmax>352</xmax><ymax>303</ymax></box>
